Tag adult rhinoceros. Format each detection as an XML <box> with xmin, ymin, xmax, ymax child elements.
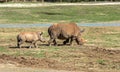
<box><xmin>48</xmin><ymin>22</ymin><xmax>85</xmax><ymax>46</ymax></box>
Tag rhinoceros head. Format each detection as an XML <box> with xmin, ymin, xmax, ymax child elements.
<box><xmin>37</xmin><ymin>31</ymin><xmax>46</xmax><ymax>42</ymax></box>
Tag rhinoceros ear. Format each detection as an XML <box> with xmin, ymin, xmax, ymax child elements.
<box><xmin>80</xmin><ymin>29</ymin><xmax>85</xmax><ymax>33</ymax></box>
<box><xmin>40</xmin><ymin>31</ymin><xmax>43</xmax><ymax>35</ymax></box>
<box><xmin>37</xmin><ymin>31</ymin><xmax>43</xmax><ymax>35</ymax></box>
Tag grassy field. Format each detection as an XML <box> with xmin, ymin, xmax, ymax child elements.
<box><xmin>0</xmin><ymin>27</ymin><xmax>120</xmax><ymax>72</ymax></box>
<box><xmin>0</xmin><ymin>27</ymin><xmax>120</xmax><ymax>71</ymax></box>
<box><xmin>0</xmin><ymin>4</ymin><xmax>120</xmax><ymax>72</ymax></box>
<box><xmin>0</xmin><ymin>27</ymin><xmax>119</xmax><ymax>48</ymax></box>
<box><xmin>0</xmin><ymin>5</ymin><xmax>120</xmax><ymax>24</ymax></box>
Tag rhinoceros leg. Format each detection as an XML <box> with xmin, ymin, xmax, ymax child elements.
<box><xmin>33</xmin><ymin>41</ymin><xmax>38</xmax><ymax>48</ymax></box>
<box><xmin>48</xmin><ymin>38</ymin><xmax>53</xmax><ymax>46</ymax></box>
<box><xmin>70</xmin><ymin>37</ymin><xmax>76</xmax><ymax>46</ymax></box>
<box><xmin>70</xmin><ymin>39</ymin><xmax>73</xmax><ymax>46</ymax></box>
<box><xmin>75</xmin><ymin>39</ymin><xmax>79</xmax><ymax>45</ymax></box>
<box><xmin>29</xmin><ymin>41</ymin><xmax>38</xmax><ymax>48</ymax></box>
<box><xmin>17</xmin><ymin>42</ymin><xmax>20</xmax><ymax>48</ymax></box>
<box><xmin>29</xmin><ymin>41</ymin><xmax>35</xmax><ymax>48</ymax></box>
<box><xmin>29</xmin><ymin>44</ymin><xmax>32</xmax><ymax>48</ymax></box>
<box><xmin>48</xmin><ymin>38</ymin><xmax>57</xmax><ymax>46</ymax></box>
<box><xmin>53</xmin><ymin>39</ymin><xmax>57</xmax><ymax>46</ymax></box>
<box><xmin>17</xmin><ymin>41</ymin><xmax>24</xmax><ymax>48</ymax></box>
<box><xmin>63</xmin><ymin>38</ymin><xmax>69</xmax><ymax>45</ymax></box>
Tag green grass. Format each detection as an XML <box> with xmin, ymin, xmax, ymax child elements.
<box><xmin>0</xmin><ymin>27</ymin><xmax>120</xmax><ymax>71</ymax></box>
<box><xmin>97</xmin><ymin>59</ymin><xmax>107</xmax><ymax>65</ymax></box>
<box><xmin>0</xmin><ymin>5</ymin><xmax>120</xmax><ymax>24</ymax></box>
<box><xmin>0</xmin><ymin>46</ymin><xmax>8</xmax><ymax>52</ymax></box>
<box><xmin>0</xmin><ymin>27</ymin><xmax>120</xmax><ymax>48</ymax></box>
<box><xmin>0</xmin><ymin>27</ymin><xmax>120</xmax><ymax>57</ymax></box>
<box><xmin>83</xmin><ymin>27</ymin><xmax>120</xmax><ymax>47</ymax></box>
<box><xmin>101</xmin><ymin>33</ymin><xmax>120</xmax><ymax>47</ymax></box>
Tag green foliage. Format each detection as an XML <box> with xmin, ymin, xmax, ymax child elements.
<box><xmin>97</xmin><ymin>59</ymin><xmax>106</xmax><ymax>65</ymax></box>
<box><xmin>34</xmin><ymin>50</ymin><xmax>46</xmax><ymax>58</ymax></box>
<box><xmin>0</xmin><ymin>47</ymin><xmax>7</xmax><ymax>52</ymax></box>
<box><xmin>0</xmin><ymin>5</ymin><xmax>120</xmax><ymax>24</ymax></box>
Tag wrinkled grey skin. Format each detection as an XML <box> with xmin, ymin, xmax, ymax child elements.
<box><xmin>17</xmin><ymin>32</ymin><xmax>45</xmax><ymax>48</ymax></box>
<box><xmin>48</xmin><ymin>22</ymin><xmax>85</xmax><ymax>46</ymax></box>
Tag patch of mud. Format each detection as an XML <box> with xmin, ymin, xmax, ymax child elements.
<box><xmin>0</xmin><ymin>46</ymin><xmax>120</xmax><ymax>72</ymax></box>
<box><xmin>0</xmin><ymin>64</ymin><xmax>73</xmax><ymax>72</ymax></box>
<box><xmin>82</xmin><ymin>47</ymin><xmax>120</xmax><ymax>71</ymax></box>
<box><xmin>0</xmin><ymin>54</ymin><xmax>74</xmax><ymax>71</ymax></box>
<box><xmin>92</xmin><ymin>47</ymin><xmax>120</xmax><ymax>55</ymax></box>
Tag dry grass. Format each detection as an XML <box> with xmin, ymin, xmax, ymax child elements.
<box><xmin>0</xmin><ymin>27</ymin><xmax>120</xmax><ymax>71</ymax></box>
<box><xmin>0</xmin><ymin>27</ymin><xmax>120</xmax><ymax>47</ymax></box>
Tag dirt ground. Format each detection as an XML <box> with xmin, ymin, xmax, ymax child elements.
<box><xmin>0</xmin><ymin>27</ymin><xmax>119</xmax><ymax>72</ymax></box>
<box><xmin>0</xmin><ymin>46</ymin><xmax>120</xmax><ymax>72</ymax></box>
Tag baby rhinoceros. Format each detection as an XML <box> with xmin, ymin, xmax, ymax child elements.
<box><xmin>17</xmin><ymin>32</ymin><xmax>45</xmax><ymax>48</ymax></box>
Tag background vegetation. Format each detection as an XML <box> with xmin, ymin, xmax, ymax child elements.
<box><xmin>0</xmin><ymin>5</ymin><xmax>120</xmax><ymax>24</ymax></box>
<box><xmin>1</xmin><ymin>0</ymin><xmax>120</xmax><ymax>3</ymax></box>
